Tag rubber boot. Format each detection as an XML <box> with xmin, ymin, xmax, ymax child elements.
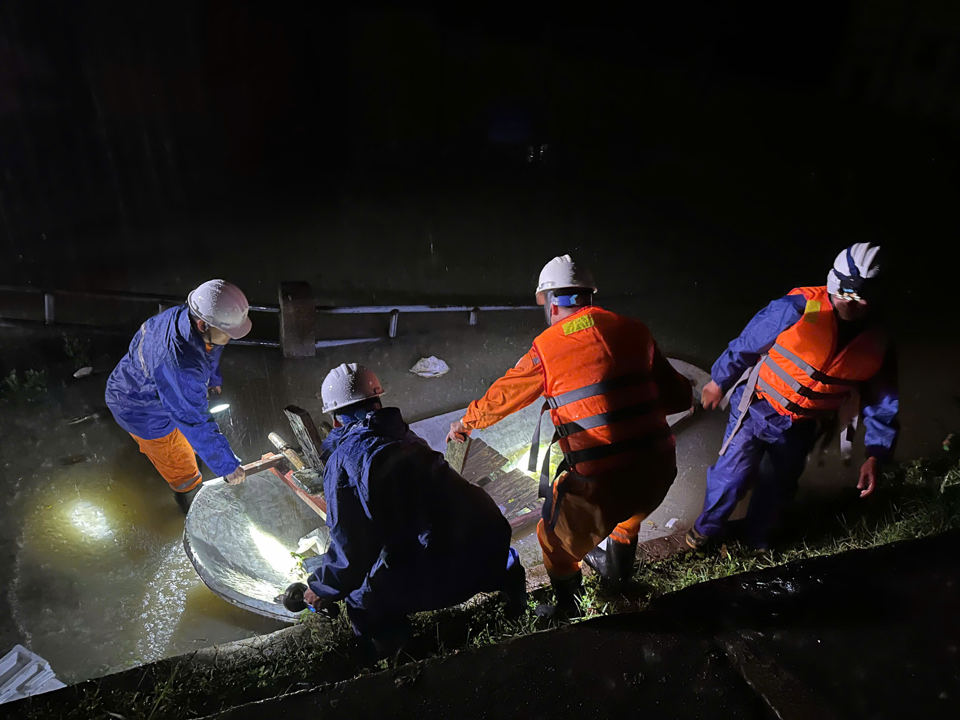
<box><xmin>501</xmin><ymin>547</ymin><xmax>527</xmax><ymax>618</ymax></box>
<box><xmin>609</xmin><ymin>537</ymin><xmax>638</xmax><ymax>585</ymax></box>
<box><xmin>534</xmin><ymin>570</ymin><xmax>583</xmax><ymax>620</ymax></box>
<box><xmin>584</xmin><ymin>537</ymin><xmax>638</xmax><ymax>588</ymax></box>
<box><xmin>174</xmin><ymin>485</ymin><xmax>200</xmax><ymax>514</ymax></box>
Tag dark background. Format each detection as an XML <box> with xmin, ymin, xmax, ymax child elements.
<box><xmin>0</xmin><ymin>1</ymin><xmax>957</xmax><ymax>327</ymax></box>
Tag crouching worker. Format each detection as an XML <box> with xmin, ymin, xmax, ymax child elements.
<box><xmin>105</xmin><ymin>279</ymin><xmax>251</xmax><ymax>513</ymax></box>
<box><xmin>303</xmin><ymin>363</ymin><xmax>526</xmax><ymax>656</ymax></box>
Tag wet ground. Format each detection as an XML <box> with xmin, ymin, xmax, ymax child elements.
<box><xmin>200</xmin><ymin>529</ymin><xmax>960</xmax><ymax>720</ymax></box>
<box><xmin>1</xmin><ymin>291</ymin><xmax>958</xmax><ymax>684</ymax></box>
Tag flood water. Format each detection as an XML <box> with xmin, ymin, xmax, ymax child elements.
<box><xmin>1</xmin><ymin>289</ymin><xmax>958</xmax><ymax>684</ymax></box>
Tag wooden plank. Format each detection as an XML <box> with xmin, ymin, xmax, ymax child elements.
<box><xmin>446</xmin><ymin>437</ymin><xmax>541</xmax><ymax>529</ymax></box>
<box><xmin>283</xmin><ymin>405</ymin><xmax>328</xmax><ymax>471</ymax></box>
<box><xmin>443</xmin><ymin>437</ymin><xmax>471</xmax><ymax>475</ymax></box>
<box><xmin>202</xmin><ymin>453</ymin><xmax>287</xmax><ymax>485</ymax></box>
<box><xmin>269</xmin><ymin>466</ymin><xmax>327</xmax><ymax>522</ymax></box>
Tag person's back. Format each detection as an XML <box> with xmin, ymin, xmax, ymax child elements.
<box><xmin>306</xmin><ymin>364</ymin><xmax>524</xmax><ymax>654</ymax></box>
<box><xmin>106</xmin><ymin>305</ymin><xmax>221</xmax><ymax>436</ymax></box>
<box><xmin>448</xmin><ymin>254</ymin><xmax>692</xmax><ymax>615</ymax></box>
<box><xmin>531</xmin><ymin>304</ymin><xmax>688</xmax><ymax>481</ymax></box>
<box><xmin>322</xmin><ymin>407</ymin><xmax>510</xmax><ymax>578</ymax></box>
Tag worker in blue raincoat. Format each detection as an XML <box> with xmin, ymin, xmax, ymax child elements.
<box><xmin>686</xmin><ymin>244</ymin><xmax>899</xmax><ymax>550</ymax></box>
<box><xmin>303</xmin><ymin>363</ymin><xmax>526</xmax><ymax>655</ymax></box>
<box><xmin>105</xmin><ymin>279</ymin><xmax>252</xmax><ymax>513</ymax></box>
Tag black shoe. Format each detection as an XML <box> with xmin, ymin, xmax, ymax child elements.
<box><xmin>501</xmin><ymin>554</ymin><xmax>527</xmax><ymax>618</ymax></box>
<box><xmin>534</xmin><ymin>571</ymin><xmax>583</xmax><ymax>619</ymax></box>
<box><xmin>174</xmin><ymin>485</ymin><xmax>200</xmax><ymax>514</ymax></box>
<box><xmin>583</xmin><ymin>537</ymin><xmax>638</xmax><ymax>587</ymax></box>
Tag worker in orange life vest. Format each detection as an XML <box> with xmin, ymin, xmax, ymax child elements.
<box><xmin>447</xmin><ymin>255</ymin><xmax>692</xmax><ymax>617</ymax></box>
<box><xmin>686</xmin><ymin>243</ymin><xmax>899</xmax><ymax>551</ymax></box>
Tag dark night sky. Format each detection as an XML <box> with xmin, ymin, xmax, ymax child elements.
<box><xmin>0</xmin><ymin>1</ymin><xmax>958</xmax><ymax>312</ymax></box>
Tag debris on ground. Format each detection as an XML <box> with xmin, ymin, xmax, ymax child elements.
<box><xmin>72</xmin><ymin>367</ymin><xmax>93</xmax><ymax>379</ymax></box>
<box><xmin>409</xmin><ymin>356</ymin><xmax>450</xmax><ymax>378</ymax></box>
<box><xmin>65</xmin><ymin>413</ymin><xmax>100</xmax><ymax>426</ymax></box>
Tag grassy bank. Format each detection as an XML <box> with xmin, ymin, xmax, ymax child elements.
<box><xmin>21</xmin><ymin>448</ymin><xmax>960</xmax><ymax>720</ymax></box>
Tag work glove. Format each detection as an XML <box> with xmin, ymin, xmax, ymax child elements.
<box><xmin>224</xmin><ymin>465</ymin><xmax>246</xmax><ymax>485</ymax></box>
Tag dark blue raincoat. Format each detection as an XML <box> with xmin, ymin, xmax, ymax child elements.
<box><xmin>307</xmin><ymin>407</ymin><xmax>511</xmax><ymax>634</ymax></box>
<box><xmin>105</xmin><ymin>305</ymin><xmax>240</xmax><ymax>476</ymax></box>
<box><xmin>694</xmin><ymin>293</ymin><xmax>899</xmax><ymax>543</ymax></box>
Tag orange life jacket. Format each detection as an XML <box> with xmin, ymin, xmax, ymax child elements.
<box><xmin>756</xmin><ymin>286</ymin><xmax>887</xmax><ymax>420</ymax></box>
<box><xmin>531</xmin><ymin>306</ymin><xmax>675</xmax><ymax>479</ymax></box>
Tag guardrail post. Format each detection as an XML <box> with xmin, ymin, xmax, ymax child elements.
<box><xmin>43</xmin><ymin>293</ymin><xmax>55</xmax><ymax>325</ymax></box>
<box><xmin>279</xmin><ymin>281</ymin><xmax>317</xmax><ymax>357</ymax></box>
<box><xmin>388</xmin><ymin>309</ymin><xmax>400</xmax><ymax>338</ymax></box>
<box><xmin>469</xmin><ymin>307</ymin><xmax>479</xmax><ymax>326</ymax></box>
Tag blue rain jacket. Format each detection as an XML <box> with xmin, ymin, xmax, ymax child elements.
<box><xmin>712</xmin><ymin>294</ymin><xmax>899</xmax><ymax>459</ymax></box>
<box><xmin>104</xmin><ymin>305</ymin><xmax>239</xmax><ymax>476</ymax></box>
<box><xmin>308</xmin><ymin>407</ymin><xmax>511</xmax><ymax>624</ymax></box>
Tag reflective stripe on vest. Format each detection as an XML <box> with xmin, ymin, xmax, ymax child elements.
<box><xmin>757</xmin><ymin>286</ymin><xmax>886</xmax><ymax>420</ymax></box>
<box><xmin>771</xmin><ymin>343</ymin><xmax>859</xmax><ymax>388</ymax></box>
<box><xmin>762</xmin><ymin>354</ymin><xmax>844</xmax><ymax>401</ymax></box>
<box><xmin>756</xmin><ymin>376</ymin><xmax>835</xmax><ymax>419</ymax></box>
<box><xmin>563</xmin><ymin>426</ymin><xmax>674</xmax><ymax>467</ymax></box>
<box><xmin>545</xmin><ymin>372</ymin><xmax>652</xmax><ymax>410</ymax></box>
<box><xmin>529</xmin><ymin>307</ymin><xmax>674</xmax><ymax>489</ymax></box>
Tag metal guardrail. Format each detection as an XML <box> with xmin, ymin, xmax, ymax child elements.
<box><xmin>318</xmin><ymin>303</ymin><xmax>539</xmax><ymax>339</ymax></box>
<box><xmin>0</xmin><ymin>284</ymin><xmax>539</xmax><ymax>350</ymax></box>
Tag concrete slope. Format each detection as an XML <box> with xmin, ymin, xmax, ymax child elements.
<box><xmin>204</xmin><ymin>530</ymin><xmax>960</xmax><ymax>720</ymax></box>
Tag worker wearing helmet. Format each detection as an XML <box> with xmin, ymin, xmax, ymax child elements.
<box><xmin>304</xmin><ymin>363</ymin><xmax>526</xmax><ymax>655</ymax></box>
<box><xmin>105</xmin><ymin>279</ymin><xmax>252</xmax><ymax>513</ymax></box>
<box><xmin>447</xmin><ymin>255</ymin><xmax>693</xmax><ymax>617</ymax></box>
<box><xmin>686</xmin><ymin>243</ymin><xmax>899</xmax><ymax>551</ymax></box>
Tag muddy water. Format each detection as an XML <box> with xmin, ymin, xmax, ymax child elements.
<box><xmin>2</xmin><ymin>299</ymin><xmax>957</xmax><ymax>685</ymax></box>
<box><xmin>3</xmin><ymin>403</ymin><xmax>283</xmax><ymax>682</ymax></box>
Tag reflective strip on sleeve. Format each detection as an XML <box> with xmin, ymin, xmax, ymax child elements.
<box><xmin>136</xmin><ymin>323</ymin><xmax>150</xmax><ymax>379</ymax></box>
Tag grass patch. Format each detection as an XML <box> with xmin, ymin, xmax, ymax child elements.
<box><xmin>23</xmin><ymin>449</ymin><xmax>960</xmax><ymax>719</ymax></box>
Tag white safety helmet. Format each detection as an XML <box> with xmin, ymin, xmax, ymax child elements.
<box><xmin>187</xmin><ymin>279</ymin><xmax>252</xmax><ymax>339</ymax></box>
<box><xmin>534</xmin><ymin>254</ymin><xmax>598</xmax><ymax>304</ymax></box>
<box><xmin>826</xmin><ymin>243</ymin><xmax>882</xmax><ymax>301</ymax></box>
<box><xmin>321</xmin><ymin>363</ymin><xmax>385</xmax><ymax>414</ymax></box>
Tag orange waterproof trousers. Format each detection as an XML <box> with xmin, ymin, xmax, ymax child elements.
<box><xmin>129</xmin><ymin>429</ymin><xmax>203</xmax><ymax>492</ymax></box>
<box><xmin>537</xmin><ymin>465</ymin><xmax>675</xmax><ymax>578</ymax></box>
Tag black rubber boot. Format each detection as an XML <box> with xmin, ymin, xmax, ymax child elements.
<box><xmin>174</xmin><ymin>485</ymin><xmax>200</xmax><ymax>514</ymax></box>
<box><xmin>609</xmin><ymin>537</ymin><xmax>638</xmax><ymax>585</ymax></box>
<box><xmin>534</xmin><ymin>570</ymin><xmax>583</xmax><ymax>620</ymax></box>
<box><xmin>584</xmin><ymin>537</ymin><xmax>638</xmax><ymax>587</ymax></box>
